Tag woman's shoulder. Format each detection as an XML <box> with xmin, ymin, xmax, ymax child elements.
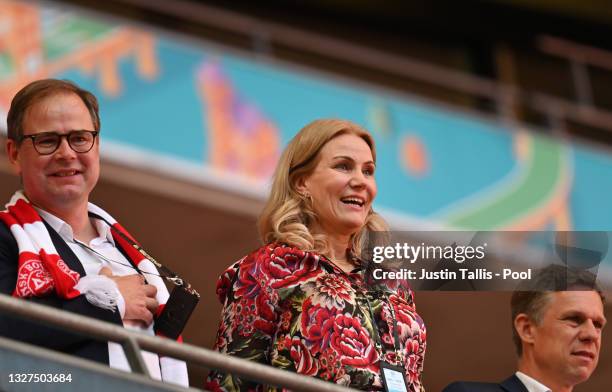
<box><xmin>245</xmin><ymin>242</ymin><xmax>321</xmax><ymax>266</ymax></box>
<box><xmin>230</xmin><ymin>242</ymin><xmax>310</xmax><ymax>269</ymax></box>
<box><xmin>216</xmin><ymin>242</ymin><xmax>324</xmax><ymax>302</ymax></box>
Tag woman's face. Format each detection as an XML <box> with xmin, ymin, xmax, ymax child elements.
<box><xmin>299</xmin><ymin>133</ymin><xmax>377</xmax><ymax>237</ymax></box>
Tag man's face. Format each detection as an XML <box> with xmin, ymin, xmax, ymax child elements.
<box><xmin>531</xmin><ymin>291</ymin><xmax>606</xmax><ymax>387</ymax></box>
<box><xmin>6</xmin><ymin>92</ymin><xmax>99</xmax><ymax>210</ymax></box>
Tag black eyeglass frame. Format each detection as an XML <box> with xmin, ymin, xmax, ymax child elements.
<box><xmin>19</xmin><ymin>130</ymin><xmax>99</xmax><ymax>155</ymax></box>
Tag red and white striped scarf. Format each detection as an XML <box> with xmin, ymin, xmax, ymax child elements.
<box><xmin>0</xmin><ymin>191</ymin><xmax>171</xmax><ymax>310</ymax></box>
<box><xmin>0</xmin><ymin>191</ymin><xmax>188</xmax><ymax>384</ymax></box>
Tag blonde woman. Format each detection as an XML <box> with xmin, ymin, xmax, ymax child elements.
<box><xmin>206</xmin><ymin>119</ymin><xmax>426</xmax><ymax>391</ymax></box>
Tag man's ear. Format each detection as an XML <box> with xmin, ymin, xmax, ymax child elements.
<box><xmin>6</xmin><ymin>139</ymin><xmax>21</xmax><ymax>175</ymax></box>
<box><xmin>515</xmin><ymin>313</ymin><xmax>537</xmax><ymax>347</ymax></box>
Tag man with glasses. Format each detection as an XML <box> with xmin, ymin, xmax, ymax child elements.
<box><xmin>0</xmin><ymin>79</ymin><xmax>188</xmax><ymax>385</ymax></box>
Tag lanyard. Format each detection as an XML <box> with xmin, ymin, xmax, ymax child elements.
<box><xmin>74</xmin><ymin>237</ymin><xmax>142</xmax><ymax>271</ymax></box>
<box><xmin>361</xmin><ymin>290</ymin><xmax>404</xmax><ymax>365</ymax></box>
<box><xmin>85</xmin><ymin>212</ymin><xmax>200</xmax><ymax>297</ymax></box>
<box><xmin>325</xmin><ymin>255</ymin><xmax>404</xmax><ymax>366</ymax></box>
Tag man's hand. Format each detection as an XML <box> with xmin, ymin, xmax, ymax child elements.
<box><xmin>99</xmin><ymin>267</ymin><xmax>158</xmax><ymax>327</ymax></box>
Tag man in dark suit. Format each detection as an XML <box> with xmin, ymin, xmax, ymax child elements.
<box><xmin>0</xmin><ymin>79</ymin><xmax>187</xmax><ymax>384</ymax></box>
<box><xmin>443</xmin><ymin>375</ymin><xmax>527</xmax><ymax>392</ymax></box>
<box><xmin>443</xmin><ymin>266</ymin><xmax>606</xmax><ymax>392</ymax></box>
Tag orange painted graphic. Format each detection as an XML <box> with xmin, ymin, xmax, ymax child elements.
<box><xmin>197</xmin><ymin>61</ymin><xmax>280</xmax><ymax>180</ymax></box>
<box><xmin>401</xmin><ymin>135</ymin><xmax>429</xmax><ymax>177</ymax></box>
<box><xmin>0</xmin><ymin>0</ymin><xmax>158</xmax><ymax>109</ymax></box>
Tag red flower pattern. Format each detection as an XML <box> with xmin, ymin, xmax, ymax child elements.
<box><xmin>259</xmin><ymin>246</ymin><xmax>322</xmax><ymax>289</ymax></box>
<box><xmin>289</xmin><ymin>337</ymin><xmax>319</xmax><ymax>376</ymax></box>
<box><xmin>318</xmin><ymin>347</ymin><xmax>345</xmax><ymax>382</ymax></box>
<box><xmin>300</xmin><ymin>297</ymin><xmax>338</xmax><ymax>347</ymax></box>
<box><xmin>207</xmin><ymin>243</ymin><xmax>426</xmax><ymax>392</ymax></box>
<box><xmin>302</xmin><ymin>274</ymin><xmax>355</xmax><ymax>309</ymax></box>
<box><xmin>253</xmin><ymin>290</ymin><xmax>277</xmax><ymax>335</ymax></box>
<box><xmin>326</xmin><ymin>314</ymin><xmax>379</xmax><ymax>370</ymax></box>
<box><xmin>216</xmin><ymin>261</ymin><xmax>238</xmax><ymax>303</ymax></box>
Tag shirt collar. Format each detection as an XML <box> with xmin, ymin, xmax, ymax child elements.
<box><xmin>34</xmin><ymin>207</ymin><xmax>114</xmax><ymax>245</ymax></box>
<box><xmin>35</xmin><ymin>207</ymin><xmax>73</xmax><ymax>240</ymax></box>
<box><xmin>92</xmin><ymin>217</ymin><xmax>114</xmax><ymax>244</ymax></box>
<box><xmin>515</xmin><ymin>371</ymin><xmax>552</xmax><ymax>392</ymax></box>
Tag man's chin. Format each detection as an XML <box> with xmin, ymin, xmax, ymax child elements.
<box><xmin>48</xmin><ymin>188</ymin><xmax>89</xmax><ymax>205</ymax></box>
<box><xmin>568</xmin><ymin>366</ymin><xmax>596</xmax><ymax>385</ymax></box>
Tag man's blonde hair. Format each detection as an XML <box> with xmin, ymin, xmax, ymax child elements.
<box><xmin>258</xmin><ymin>119</ymin><xmax>388</xmax><ymax>258</ymax></box>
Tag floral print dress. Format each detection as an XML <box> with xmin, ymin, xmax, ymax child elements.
<box><xmin>206</xmin><ymin>243</ymin><xmax>427</xmax><ymax>391</ymax></box>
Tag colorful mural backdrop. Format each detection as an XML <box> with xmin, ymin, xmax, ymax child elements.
<box><xmin>1</xmin><ymin>0</ymin><xmax>611</xmax><ymax>240</ymax></box>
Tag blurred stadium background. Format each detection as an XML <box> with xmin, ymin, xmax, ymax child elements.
<box><xmin>0</xmin><ymin>0</ymin><xmax>611</xmax><ymax>390</ymax></box>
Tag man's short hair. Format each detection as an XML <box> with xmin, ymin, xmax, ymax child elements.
<box><xmin>7</xmin><ymin>79</ymin><xmax>100</xmax><ymax>142</ymax></box>
<box><xmin>510</xmin><ymin>264</ymin><xmax>605</xmax><ymax>356</ymax></box>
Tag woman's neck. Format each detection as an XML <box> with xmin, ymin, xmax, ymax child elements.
<box><xmin>309</xmin><ymin>223</ymin><xmax>355</xmax><ymax>272</ymax></box>
<box><xmin>327</xmin><ymin>233</ymin><xmax>354</xmax><ymax>273</ymax></box>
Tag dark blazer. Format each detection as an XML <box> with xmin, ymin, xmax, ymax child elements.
<box><xmin>0</xmin><ymin>220</ymin><xmax>123</xmax><ymax>364</ymax></box>
<box><xmin>442</xmin><ymin>375</ymin><xmax>529</xmax><ymax>392</ymax></box>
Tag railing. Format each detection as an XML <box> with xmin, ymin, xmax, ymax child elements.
<box><xmin>538</xmin><ymin>35</ymin><xmax>612</xmax><ymax>106</ymax></box>
<box><xmin>0</xmin><ymin>293</ymin><xmax>355</xmax><ymax>392</ymax></box>
<box><xmin>0</xmin><ymin>335</ymin><xmax>193</xmax><ymax>392</ymax></box>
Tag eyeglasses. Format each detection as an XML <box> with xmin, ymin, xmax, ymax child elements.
<box><xmin>20</xmin><ymin>130</ymin><xmax>99</xmax><ymax>155</ymax></box>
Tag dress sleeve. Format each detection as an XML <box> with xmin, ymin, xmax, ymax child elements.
<box><xmin>394</xmin><ymin>284</ymin><xmax>427</xmax><ymax>392</ymax></box>
<box><xmin>206</xmin><ymin>248</ymin><xmax>280</xmax><ymax>392</ymax></box>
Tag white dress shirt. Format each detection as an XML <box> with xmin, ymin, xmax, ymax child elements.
<box><xmin>36</xmin><ymin>208</ymin><xmax>187</xmax><ymax>386</ymax></box>
<box><xmin>515</xmin><ymin>371</ymin><xmax>552</xmax><ymax>392</ymax></box>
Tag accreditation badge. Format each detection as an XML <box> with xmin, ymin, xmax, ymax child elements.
<box><xmin>380</xmin><ymin>361</ymin><xmax>409</xmax><ymax>392</ymax></box>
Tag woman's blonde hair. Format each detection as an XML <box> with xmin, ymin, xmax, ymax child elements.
<box><xmin>258</xmin><ymin>118</ymin><xmax>388</xmax><ymax>258</ymax></box>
